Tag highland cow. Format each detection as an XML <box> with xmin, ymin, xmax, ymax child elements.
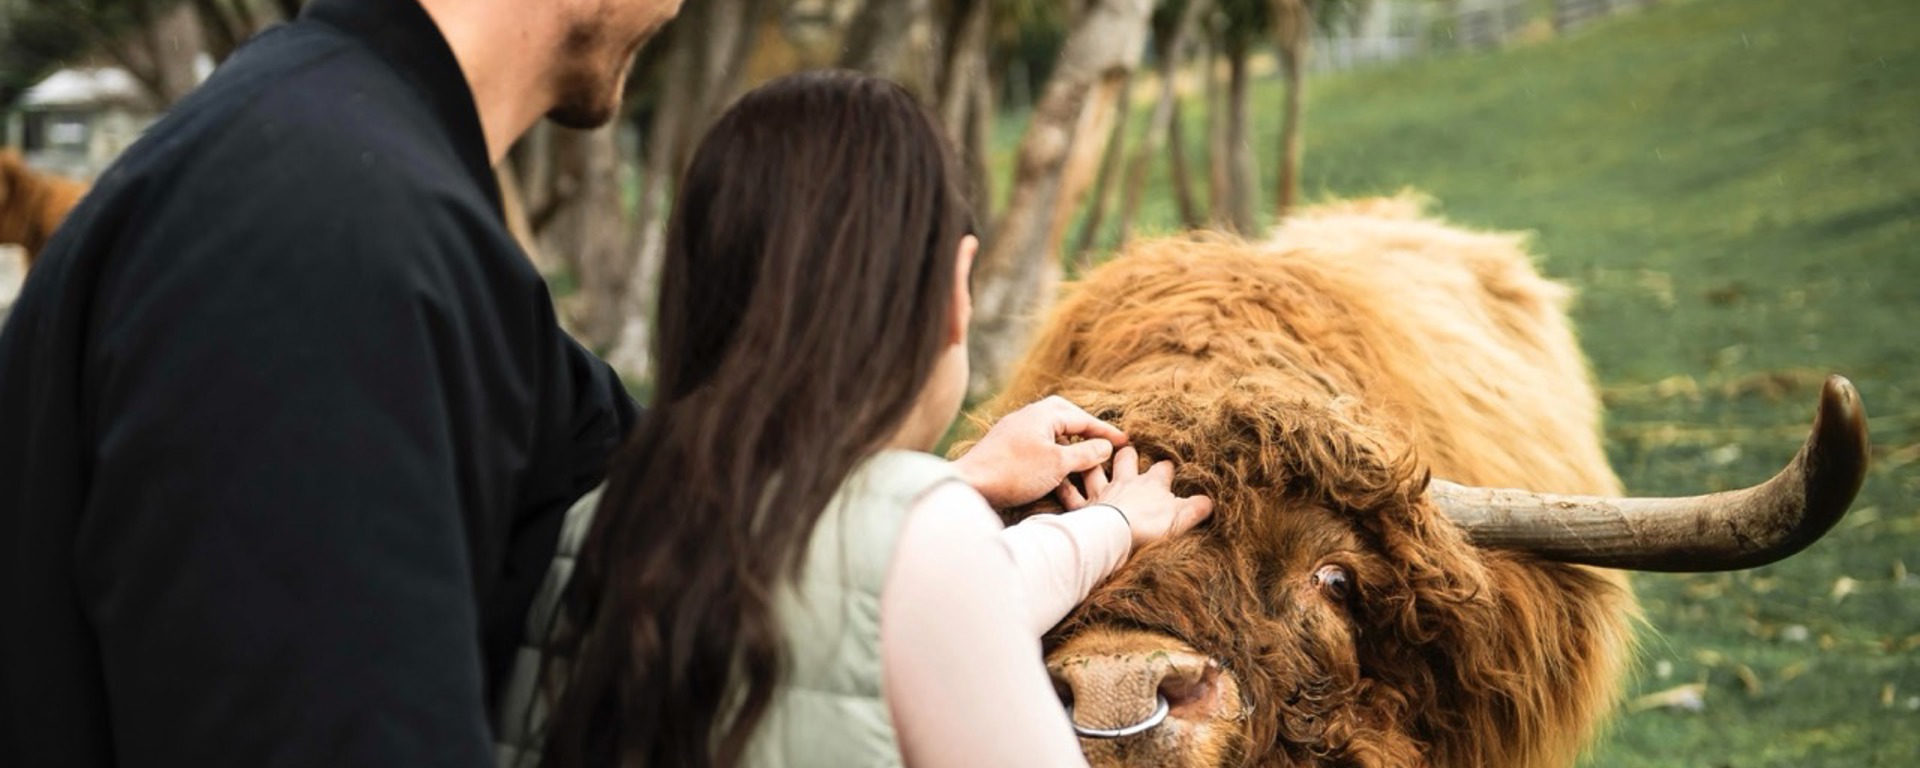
<box><xmin>974</xmin><ymin>197</ymin><xmax>1867</xmax><ymax>767</ymax></box>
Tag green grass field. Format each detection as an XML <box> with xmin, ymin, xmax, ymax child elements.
<box><xmin>1049</xmin><ymin>0</ymin><xmax>1918</xmax><ymax>763</ymax></box>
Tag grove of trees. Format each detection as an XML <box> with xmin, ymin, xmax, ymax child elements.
<box><xmin>1</xmin><ymin>0</ymin><xmax>1377</xmax><ymax>395</ymax></box>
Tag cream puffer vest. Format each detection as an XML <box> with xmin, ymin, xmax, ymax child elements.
<box><xmin>494</xmin><ymin>450</ymin><xmax>961</xmax><ymax>768</ymax></box>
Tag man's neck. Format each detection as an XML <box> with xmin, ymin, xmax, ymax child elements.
<box><xmin>417</xmin><ymin>0</ymin><xmax>558</xmax><ymax>164</ymax></box>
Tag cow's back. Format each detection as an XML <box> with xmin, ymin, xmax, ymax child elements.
<box><xmin>994</xmin><ymin>195</ymin><xmax>1618</xmax><ymax>496</ymax></box>
<box><xmin>1264</xmin><ymin>196</ymin><xmax>1618</xmax><ymax>495</ymax></box>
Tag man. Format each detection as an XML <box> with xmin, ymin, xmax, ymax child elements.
<box><xmin>0</xmin><ymin>0</ymin><xmax>681</xmax><ymax>764</ymax></box>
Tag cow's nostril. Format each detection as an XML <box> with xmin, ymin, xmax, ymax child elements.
<box><xmin>1157</xmin><ymin>656</ymin><xmax>1223</xmax><ymax>720</ymax></box>
<box><xmin>1048</xmin><ymin>647</ymin><xmax>1232</xmax><ymax>736</ymax></box>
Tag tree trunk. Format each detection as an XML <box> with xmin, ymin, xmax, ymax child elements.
<box><xmin>936</xmin><ymin>0</ymin><xmax>990</xmax><ymax>139</ymax></box>
<box><xmin>495</xmin><ymin>158</ymin><xmax>550</xmax><ymax>274</ymax></box>
<box><xmin>542</xmin><ymin>125</ymin><xmax>631</xmax><ymax>351</ymax></box>
<box><xmin>964</xmin><ymin>59</ymin><xmax>997</xmax><ymax>236</ymax></box>
<box><xmin>512</xmin><ymin>122</ymin><xmax>580</xmax><ymax>318</ymax></box>
<box><xmin>516</xmin><ymin>124</ymin><xmax>566</xmax><ymax>243</ymax></box>
<box><xmin>1069</xmin><ymin>74</ymin><xmax>1136</xmax><ymax>262</ymax></box>
<box><xmin>839</xmin><ymin>0</ymin><xmax>938</xmax><ymax>97</ymax></box>
<box><xmin>599</xmin><ymin>4</ymin><xmax>765</xmax><ymax>379</ymax></box>
<box><xmin>598</xmin><ymin>27</ymin><xmax>698</xmax><ymax>379</ymax></box>
<box><xmin>190</xmin><ymin>0</ymin><xmax>244</xmax><ymax>61</ymax></box>
<box><xmin>189</xmin><ymin>0</ymin><xmax>270</xmax><ymax>62</ymax></box>
<box><xmin>936</xmin><ymin>0</ymin><xmax>996</xmax><ymax>227</ymax></box>
<box><xmin>840</xmin><ymin>0</ymin><xmax>914</xmax><ymax>71</ymax></box>
<box><xmin>521</xmin><ymin>1</ymin><xmax>761</xmax><ymax>377</ymax></box>
<box><xmin>1117</xmin><ymin>0</ymin><xmax>1211</xmax><ymax>243</ymax></box>
<box><xmin>1223</xmin><ymin>36</ymin><xmax>1257</xmax><ymax>234</ymax></box>
<box><xmin>1204</xmin><ymin>29</ymin><xmax>1231</xmax><ymax>228</ymax></box>
<box><xmin>98</xmin><ymin>0</ymin><xmax>202</xmax><ymax>107</ymax></box>
<box><xmin>967</xmin><ymin>0</ymin><xmax>1156</xmax><ymax>400</ymax></box>
<box><xmin>1274</xmin><ymin>0</ymin><xmax>1311</xmax><ymax>219</ymax></box>
<box><xmin>1165</xmin><ymin>96</ymin><xmax>1203</xmax><ymax>228</ymax></box>
<box><xmin>677</xmin><ymin>0</ymin><xmax>764</xmax><ymax>172</ymax></box>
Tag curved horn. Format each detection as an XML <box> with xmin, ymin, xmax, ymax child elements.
<box><xmin>1431</xmin><ymin>375</ymin><xmax>1869</xmax><ymax>572</ymax></box>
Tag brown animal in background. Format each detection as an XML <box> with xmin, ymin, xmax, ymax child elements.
<box><xmin>971</xmin><ymin>196</ymin><xmax>1866</xmax><ymax>766</ymax></box>
<box><xmin>0</xmin><ymin>149</ymin><xmax>89</xmax><ymax>266</ymax></box>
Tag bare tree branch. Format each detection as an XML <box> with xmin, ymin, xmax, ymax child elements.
<box><xmin>1272</xmin><ymin>0</ymin><xmax>1312</xmax><ymax>218</ymax></box>
<box><xmin>527</xmin><ymin>169</ymin><xmax>580</xmax><ymax>235</ymax></box>
<box><xmin>935</xmin><ymin>0</ymin><xmax>994</xmax><ymax>224</ymax></box>
<box><xmin>60</xmin><ymin>2</ymin><xmax>176</xmax><ymax>107</ymax></box>
<box><xmin>1069</xmin><ymin>72</ymin><xmax>1135</xmax><ymax>262</ymax></box>
<box><xmin>129</xmin><ymin>0</ymin><xmax>172</xmax><ymax>91</ymax></box>
<box><xmin>1117</xmin><ymin>0</ymin><xmax>1211</xmax><ymax>243</ymax></box>
<box><xmin>227</xmin><ymin>0</ymin><xmax>260</xmax><ymax>31</ymax></box>
<box><xmin>192</xmin><ymin>0</ymin><xmax>244</xmax><ymax>61</ymax></box>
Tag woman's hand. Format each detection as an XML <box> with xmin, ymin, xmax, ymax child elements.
<box><xmin>952</xmin><ymin>396</ymin><xmax>1130</xmax><ymax>510</ymax></box>
<box><xmin>1059</xmin><ymin>446</ymin><xmax>1213</xmax><ymax>550</ymax></box>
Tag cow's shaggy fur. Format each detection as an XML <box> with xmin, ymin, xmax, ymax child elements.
<box><xmin>0</xmin><ymin>149</ymin><xmax>87</xmax><ymax>266</ymax></box>
<box><xmin>976</xmin><ymin>196</ymin><xmax>1638</xmax><ymax>766</ymax></box>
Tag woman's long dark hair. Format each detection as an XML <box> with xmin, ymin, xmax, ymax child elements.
<box><xmin>541</xmin><ymin>71</ymin><xmax>974</xmax><ymax>768</ymax></box>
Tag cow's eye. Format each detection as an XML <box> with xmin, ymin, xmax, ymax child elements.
<box><xmin>1311</xmin><ymin>564</ymin><xmax>1352</xmax><ymax>602</ymax></box>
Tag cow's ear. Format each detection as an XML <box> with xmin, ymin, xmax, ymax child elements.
<box><xmin>1366</xmin><ymin>501</ymin><xmax>1633</xmax><ymax>768</ymax></box>
<box><xmin>1349</xmin><ymin>495</ymin><xmax>1499</xmax><ymax>638</ymax></box>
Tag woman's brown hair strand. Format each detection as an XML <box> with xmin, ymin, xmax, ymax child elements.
<box><xmin>541</xmin><ymin>71</ymin><xmax>974</xmax><ymax>768</ymax></box>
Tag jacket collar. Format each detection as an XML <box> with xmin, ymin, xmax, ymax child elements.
<box><xmin>301</xmin><ymin>0</ymin><xmax>503</xmax><ymax>217</ymax></box>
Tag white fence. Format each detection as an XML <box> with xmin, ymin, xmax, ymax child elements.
<box><xmin>1555</xmin><ymin>0</ymin><xmax>1661</xmax><ymax>34</ymax></box>
<box><xmin>1311</xmin><ymin>34</ymin><xmax>1426</xmax><ymax>72</ymax></box>
<box><xmin>1306</xmin><ymin>0</ymin><xmax>1662</xmax><ymax>74</ymax></box>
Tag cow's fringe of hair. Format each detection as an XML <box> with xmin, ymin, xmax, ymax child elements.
<box><xmin>968</xmin><ymin>195</ymin><xmax>1638</xmax><ymax>767</ymax></box>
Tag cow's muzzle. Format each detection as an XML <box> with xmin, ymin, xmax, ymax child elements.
<box><xmin>1048</xmin><ymin>631</ymin><xmax>1246</xmax><ymax>742</ymax></box>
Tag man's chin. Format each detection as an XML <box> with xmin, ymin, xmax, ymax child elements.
<box><xmin>548</xmin><ymin>56</ymin><xmax>637</xmax><ymax>131</ymax></box>
<box><xmin>547</xmin><ymin>100</ymin><xmax>618</xmax><ymax>131</ymax></box>
<box><xmin>547</xmin><ymin>75</ymin><xmax>625</xmax><ymax>129</ymax></box>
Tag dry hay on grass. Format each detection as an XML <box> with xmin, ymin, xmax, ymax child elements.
<box><xmin>1599</xmin><ymin>368</ymin><xmax>1832</xmax><ymax>406</ymax></box>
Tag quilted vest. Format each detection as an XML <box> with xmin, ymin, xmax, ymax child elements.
<box><xmin>495</xmin><ymin>450</ymin><xmax>960</xmax><ymax>768</ymax></box>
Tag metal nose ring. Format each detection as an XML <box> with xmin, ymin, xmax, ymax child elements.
<box><xmin>1066</xmin><ymin>694</ymin><xmax>1170</xmax><ymax>739</ymax></box>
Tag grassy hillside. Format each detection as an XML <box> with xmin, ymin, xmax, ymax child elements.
<box><xmin>1044</xmin><ymin>0</ymin><xmax>1918</xmax><ymax>763</ymax></box>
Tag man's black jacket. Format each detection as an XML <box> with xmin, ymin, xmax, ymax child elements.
<box><xmin>0</xmin><ymin>0</ymin><xmax>638</xmax><ymax>764</ymax></box>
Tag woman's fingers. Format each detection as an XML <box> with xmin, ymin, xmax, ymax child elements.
<box><xmin>1110</xmin><ymin>446</ymin><xmax>1140</xmax><ymax>482</ymax></box>
<box><xmin>1145</xmin><ymin>460</ymin><xmax>1174</xmax><ymax>483</ymax></box>
<box><xmin>1057</xmin><ymin>480</ymin><xmax>1088</xmax><ymax>510</ymax></box>
<box><xmin>1176</xmin><ymin>495</ymin><xmax>1214</xmax><ymax>534</ymax></box>
<box><xmin>1081</xmin><ymin>462</ymin><xmax>1110</xmax><ymax>498</ymax></box>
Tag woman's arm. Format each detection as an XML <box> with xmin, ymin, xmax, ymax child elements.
<box><xmin>997</xmin><ymin>508</ymin><xmax>1130</xmax><ymax>637</ymax></box>
<box><xmin>881</xmin><ymin>481</ymin><xmax>1095</xmax><ymax>768</ymax></box>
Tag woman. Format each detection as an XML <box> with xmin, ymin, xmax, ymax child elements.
<box><xmin>540</xmin><ymin>71</ymin><xmax>1212</xmax><ymax>768</ymax></box>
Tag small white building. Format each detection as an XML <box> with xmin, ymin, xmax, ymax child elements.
<box><xmin>8</xmin><ymin>66</ymin><xmax>162</xmax><ymax>180</ymax></box>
